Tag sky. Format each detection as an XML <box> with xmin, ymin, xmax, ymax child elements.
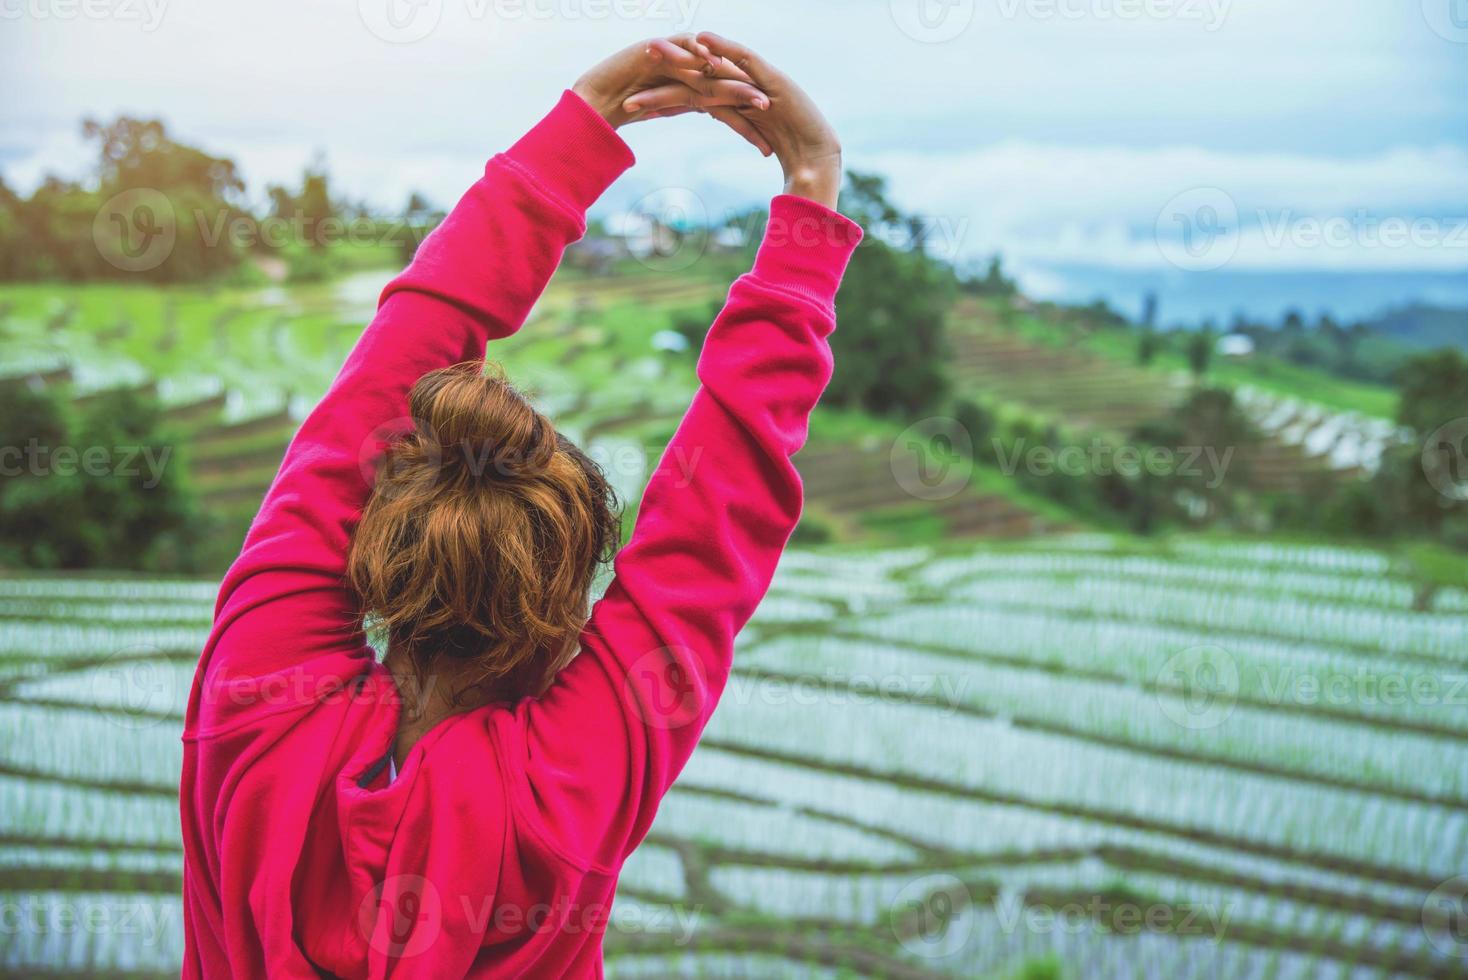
<box><xmin>3</xmin><ymin>0</ymin><xmax>1467</xmax><ymax>322</ymax></box>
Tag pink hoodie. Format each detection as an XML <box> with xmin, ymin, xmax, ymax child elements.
<box><xmin>179</xmin><ymin>89</ymin><xmax>861</xmax><ymax>978</ymax></box>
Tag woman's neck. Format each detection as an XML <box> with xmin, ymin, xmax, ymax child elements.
<box><xmin>385</xmin><ymin>651</ymin><xmax>485</xmax><ymax>766</ymax></box>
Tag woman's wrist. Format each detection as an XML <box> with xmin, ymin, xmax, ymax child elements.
<box><xmin>782</xmin><ymin>158</ymin><xmax>843</xmax><ymax>211</ymax></box>
<box><xmin>571</xmin><ymin>80</ymin><xmax>628</xmax><ymax>129</ymax></box>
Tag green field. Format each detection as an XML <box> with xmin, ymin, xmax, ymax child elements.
<box><xmin>0</xmin><ymin>270</ymin><xmax>1068</xmax><ymax>554</ymax></box>
<box><xmin>2</xmin><ymin>534</ymin><xmax>1466</xmax><ymax>977</ymax></box>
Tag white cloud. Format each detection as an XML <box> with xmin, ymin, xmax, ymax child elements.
<box><xmin>854</xmin><ymin>141</ymin><xmax>1468</xmax><ymax>272</ymax></box>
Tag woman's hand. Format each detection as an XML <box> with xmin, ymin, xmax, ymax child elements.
<box><xmin>573</xmin><ymin>36</ymin><xmax>774</xmax><ymax>156</ymax></box>
<box><xmin>621</xmin><ymin>33</ymin><xmax>843</xmax><ymax>209</ymax></box>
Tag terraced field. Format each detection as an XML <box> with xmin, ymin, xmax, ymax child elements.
<box><xmin>946</xmin><ymin>298</ymin><xmax>1402</xmax><ymax>495</ymax></box>
<box><xmin>3</xmin><ymin>536</ymin><xmax>1465</xmax><ymax>977</ymax></box>
<box><xmin>0</xmin><ymin>274</ymin><xmax>1057</xmax><ymax>542</ymax></box>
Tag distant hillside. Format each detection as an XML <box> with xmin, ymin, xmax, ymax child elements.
<box><xmin>1362</xmin><ymin>303</ymin><xmax>1468</xmax><ymax>351</ymax></box>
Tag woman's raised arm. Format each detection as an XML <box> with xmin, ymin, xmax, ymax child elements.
<box><xmin>506</xmin><ymin>39</ymin><xmax>862</xmax><ymax>872</ymax></box>
<box><xmin>189</xmin><ymin>41</ymin><xmax>770</xmax><ymax>730</ymax></box>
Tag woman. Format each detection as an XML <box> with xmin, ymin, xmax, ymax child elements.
<box><xmin>180</xmin><ymin>32</ymin><xmax>861</xmax><ymax>978</ymax></box>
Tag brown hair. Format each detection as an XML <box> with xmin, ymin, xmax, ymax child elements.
<box><xmin>349</xmin><ymin>361</ymin><xmax>620</xmax><ymax>705</ymax></box>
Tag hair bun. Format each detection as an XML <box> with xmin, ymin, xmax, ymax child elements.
<box><xmin>408</xmin><ymin>362</ymin><xmax>553</xmax><ymax>478</ymax></box>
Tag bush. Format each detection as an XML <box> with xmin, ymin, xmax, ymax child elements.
<box><xmin>0</xmin><ymin>383</ymin><xmax>206</xmax><ymax>571</ymax></box>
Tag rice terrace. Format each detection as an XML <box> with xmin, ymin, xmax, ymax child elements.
<box><xmin>2</xmin><ymin>254</ymin><xmax>1467</xmax><ymax>978</ymax></box>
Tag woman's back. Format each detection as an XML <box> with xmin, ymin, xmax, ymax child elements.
<box><xmin>180</xmin><ymin>41</ymin><xmax>859</xmax><ymax>978</ymax></box>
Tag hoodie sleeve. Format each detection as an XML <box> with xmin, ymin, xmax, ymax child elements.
<box><xmin>186</xmin><ymin>91</ymin><xmax>635</xmax><ymax>736</ymax></box>
<box><xmin>508</xmin><ymin>195</ymin><xmax>863</xmax><ymax>871</ymax></box>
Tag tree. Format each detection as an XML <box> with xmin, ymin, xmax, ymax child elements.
<box><xmin>0</xmin><ymin>383</ymin><xmax>204</xmax><ymax>570</ymax></box>
<box><xmin>266</xmin><ymin>152</ymin><xmax>337</xmax><ymax>249</ymax></box>
<box><xmin>1137</xmin><ymin>328</ymin><xmax>1159</xmax><ymax>366</ymax></box>
<box><xmin>84</xmin><ymin>116</ymin><xmax>244</xmax><ymax>200</ymax></box>
<box><xmin>1394</xmin><ymin>349</ymin><xmax>1468</xmax><ymax>531</ymax></box>
<box><xmin>1186</xmin><ymin>329</ymin><xmax>1214</xmax><ymax>379</ymax></box>
<box><xmin>825</xmin><ymin>171</ymin><xmax>956</xmax><ymax>416</ymax></box>
<box><xmin>963</xmin><ymin>255</ymin><xmax>1017</xmax><ymax>297</ymax></box>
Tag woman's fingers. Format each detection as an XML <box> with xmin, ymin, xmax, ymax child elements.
<box><xmin>625</xmin><ymin>78</ymin><xmax>769</xmax><ymax>114</ymax></box>
<box><xmin>664</xmin><ymin>33</ymin><xmax>721</xmax><ymax>71</ymax></box>
<box><xmin>645</xmin><ymin>37</ymin><xmax>709</xmax><ymax>72</ymax></box>
<box><xmin>695</xmin><ymin>32</ymin><xmax>780</xmax><ymax>88</ymax></box>
<box><xmin>704</xmin><ymin>106</ymin><xmax>774</xmax><ymax>156</ymax></box>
